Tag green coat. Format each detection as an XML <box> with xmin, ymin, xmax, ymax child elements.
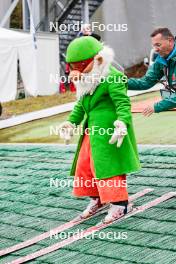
<box><xmin>68</xmin><ymin>66</ymin><xmax>141</xmax><ymax>180</ymax></box>
<box><xmin>128</xmin><ymin>45</ymin><xmax>176</xmax><ymax>113</ymax></box>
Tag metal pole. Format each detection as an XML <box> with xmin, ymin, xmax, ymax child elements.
<box><xmin>81</xmin><ymin>0</ymin><xmax>89</xmax><ymax>24</ymax></box>
<box><xmin>22</xmin><ymin>0</ymin><xmax>30</xmax><ymax>30</ymax></box>
<box><xmin>0</xmin><ymin>0</ymin><xmax>20</xmax><ymax>27</ymax></box>
<box><xmin>44</xmin><ymin>0</ymin><xmax>49</xmax><ymax>31</ymax></box>
<box><xmin>31</xmin><ymin>0</ymin><xmax>40</xmax><ymax>29</ymax></box>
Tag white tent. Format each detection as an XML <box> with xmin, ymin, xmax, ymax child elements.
<box><xmin>0</xmin><ymin>27</ymin><xmax>38</xmax><ymax>102</ymax></box>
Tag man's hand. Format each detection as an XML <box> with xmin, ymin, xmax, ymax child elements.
<box><xmin>109</xmin><ymin>120</ymin><xmax>127</xmax><ymax>148</ymax></box>
<box><xmin>59</xmin><ymin>121</ymin><xmax>75</xmax><ymax>144</ymax></box>
<box><xmin>143</xmin><ymin>105</ymin><xmax>155</xmax><ymax>117</ymax></box>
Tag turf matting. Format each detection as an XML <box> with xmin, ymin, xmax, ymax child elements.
<box><xmin>0</xmin><ymin>144</ymin><xmax>176</xmax><ymax>263</ymax></box>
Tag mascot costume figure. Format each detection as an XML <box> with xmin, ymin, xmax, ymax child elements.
<box><xmin>59</xmin><ymin>36</ymin><xmax>141</xmax><ymax>223</ymax></box>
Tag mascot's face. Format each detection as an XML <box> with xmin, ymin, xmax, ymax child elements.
<box><xmin>69</xmin><ymin>55</ymin><xmax>103</xmax><ymax>81</ymax></box>
<box><xmin>67</xmin><ymin>46</ymin><xmax>114</xmax><ymax>99</ymax></box>
<box><xmin>68</xmin><ymin>55</ymin><xmax>103</xmax><ymax>99</ymax></box>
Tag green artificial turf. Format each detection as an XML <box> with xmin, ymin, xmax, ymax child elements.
<box><xmin>0</xmin><ymin>145</ymin><xmax>176</xmax><ymax>264</ymax></box>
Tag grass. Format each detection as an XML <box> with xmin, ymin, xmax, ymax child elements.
<box><xmin>130</xmin><ymin>91</ymin><xmax>160</xmax><ymax>103</ymax></box>
<box><xmin>0</xmin><ymin>91</ymin><xmax>175</xmax><ymax>144</ymax></box>
<box><xmin>0</xmin><ymin>110</ymin><xmax>176</xmax><ymax>144</ymax></box>
<box><xmin>133</xmin><ymin>112</ymin><xmax>176</xmax><ymax>144</ymax></box>
<box><xmin>1</xmin><ymin>89</ymin><xmax>159</xmax><ymax>117</ymax></box>
<box><xmin>1</xmin><ymin>92</ymin><xmax>76</xmax><ymax>117</ymax></box>
<box><xmin>0</xmin><ymin>112</ymin><xmax>69</xmax><ymax>143</ymax></box>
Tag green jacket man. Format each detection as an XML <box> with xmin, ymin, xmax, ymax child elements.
<box><xmin>128</xmin><ymin>27</ymin><xmax>176</xmax><ymax>116</ymax></box>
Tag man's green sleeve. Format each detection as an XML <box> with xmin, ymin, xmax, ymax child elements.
<box><xmin>128</xmin><ymin>62</ymin><xmax>164</xmax><ymax>90</ymax></box>
<box><xmin>154</xmin><ymin>93</ymin><xmax>176</xmax><ymax>113</ymax></box>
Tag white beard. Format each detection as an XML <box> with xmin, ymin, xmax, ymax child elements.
<box><xmin>73</xmin><ymin>46</ymin><xmax>114</xmax><ymax>100</ymax></box>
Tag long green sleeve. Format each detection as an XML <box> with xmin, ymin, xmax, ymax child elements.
<box><xmin>67</xmin><ymin>100</ymin><xmax>85</xmax><ymax>125</ymax></box>
<box><xmin>128</xmin><ymin>62</ymin><xmax>164</xmax><ymax>90</ymax></box>
<box><xmin>108</xmin><ymin>74</ymin><xmax>132</xmax><ymax>125</ymax></box>
<box><xmin>154</xmin><ymin>93</ymin><xmax>176</xmax><ymax>112</ymax></box>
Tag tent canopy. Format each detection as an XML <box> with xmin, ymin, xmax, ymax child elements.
<box><xmin>0</xmin><ymin>27</ymin><xmax>32</xmax><ymax>44</ymax></box>
<box><xmin>0</xmin><ymin>27</ymin><xmax>37</xmax><ymax>102</ymax></box>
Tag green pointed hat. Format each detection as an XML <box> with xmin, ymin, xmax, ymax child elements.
<box><xmin>66</xmin><ymin>36</ymin><xmax>103</xmax><ymax>63</ymax></box>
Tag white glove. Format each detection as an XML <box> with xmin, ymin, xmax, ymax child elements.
<box><xmin>59</xmin><ymin>121</ymin><xmax>75</xmax><ymax>144</ymax></box>
<box><xmin>109</xmin><ymin>120</ymin><xmax>127</xmax><ymax>148</ymax></box>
